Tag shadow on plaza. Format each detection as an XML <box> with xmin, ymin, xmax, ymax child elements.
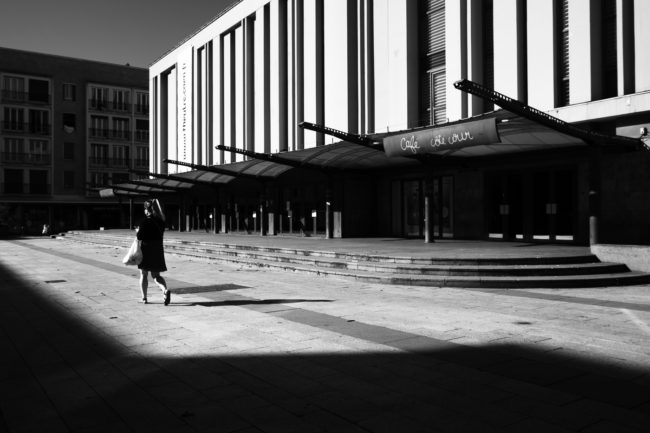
<box><xmin>1</xmin><ymin>261</ymin><xmax>650</xmax><ymax>433</ymax></box>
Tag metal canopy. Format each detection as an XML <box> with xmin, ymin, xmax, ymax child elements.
<box><xmin>264</xmin><ymin>141</ymin><xmax>418</xmax><ymax>170</ymax></box>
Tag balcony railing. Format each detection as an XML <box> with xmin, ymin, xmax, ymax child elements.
<box><xmin>88</xmin><ymin>99</ymin><xmax>132</xmax><ymax>113</ymax></box>
<box><xmin>88</xmin><ymin>128</ymin><xmax>132</xmax><ymax>141</ymax></box>
<box><xmin>134</xmin><ymin>130</ymin><xmax>149</xmax><ymax>142</ymax></box>
<box><xmin>1</xmin><ymin>182</ymin><xmax>50</xmax><ymax>195</ymax></box>
<box><xmin>1</xmin><ymin>90</ymin><xmax>51</xmax><ymax>105</ymax></box>
<box><xmin>1</xmin><ymin>121</ymin><xmax>51</xmax><ymax>135</ymax></box>
<box><xmin>134</xmin><ymin>104</ymin><xmax>149</xmax><ymax>115</ymax></box>
<box><xmin>88</xmin><ymin>157</ymin><xmax>130</xmax><ymax>168</ymax></box>
<box><xmin>0</xmin><ymin>152</ymin><xmax>51</xmax><ymax>165</ymax></box>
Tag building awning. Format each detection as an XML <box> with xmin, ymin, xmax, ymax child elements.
<box><xmin>101</xmin><ymin>80</ymin><xmax>643</xmax><ymax>199</ymax></box>
<box><xmin>379</xmin><ymin>110</ymin><xmax>588</xmax><ymax>159</ymax></box>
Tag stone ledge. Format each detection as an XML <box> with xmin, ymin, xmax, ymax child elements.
<box><xmin>591</xmin><ymin>244</ymin><xmax>650</xmax><ymax>273</ymax></box>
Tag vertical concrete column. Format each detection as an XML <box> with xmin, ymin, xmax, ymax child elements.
<box><xmin>616</xmin><ymin>0</ymin><xmax>634</xmax><ymax>95</ymax></box>
<box><xmin>323</xmin><ymin>0</ymin><xmax>356</xmax><ymax>136</ymax></box>
<box><xmin>527</xmin><ymin>0</ymin><xmax>556</xmax><ymax>110</ymax></box>
<box><xmin>589</xmin><ymin>148</ymin><xmax>601</xmax><ymax>246</ymax></box>
<box><xmin>294</xmin><ymin>0</ymin><xmax>305</xmax><ymax>150</ymax></box>
<box><xmin>634</xmin><ymin>0</ymin><xmax>650</xmax><ymax>92</ymax></box>
<box><xmin>494</xmin><ymin>0</ymin><xmax>526</xmax><ymax>101</ymax></box>
<box><xmin>500</xmin><ymin>176</ymin><xmax>510</xmax><ymax>240</ymax></box>
<box><xmin>548</xmin><ymin>172</ymin><xmax>557</xmax><ymax>241</ymax></box>
<box><xmin>424</xmin><ymin>196</ymin><xmax>433</xmax><ymax>244</ymax></box>
<box><xmin>259</xmin><ymin>194</ymin><xmax>266</xmax><ymax>236</ymax></box>
<box><xmin>373</xmin><ymin>0</ymin><xmax>413</xmax><ymax>132</ymax></box>
<box><xmin>325</xmin><ymin>183</ymin><xmax>332</xmax><ymax>239</ymax></box>
<box><xmin>568</xmin><ymin>0</ymin><xmax>601</xmax><ymax>103</ymax></box>
<box><xmin>522</xmin><ymin>174</ymin><xmax>533</xmax><ymax>242</ymax></box>
<box><xmin>254</xmin><ymin>5</ymin><xmax>271</xmax><ymax>154</ymax></box>
<box><xmin>245</xmin><ymin>16</ymin><xmax>255</xmax><ymax>153</ymax></box>
<box><xmin>446</xmin><ymin>0</ymin><xmax>467</xmax><ymax>121</ymax></box>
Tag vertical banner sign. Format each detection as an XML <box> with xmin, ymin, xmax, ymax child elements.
<box><xmin>382</xmin><ymin>118</ymin><xmax>500</xmax><ymax>157</ymax></box>
<box><xmin>177</xmin><ymin>48</ymin><xmax>193</xmax><ymax>169</ymax></box>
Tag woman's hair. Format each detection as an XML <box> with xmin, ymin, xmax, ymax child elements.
<box><xmin>144</xmin><ymin>199</ymin><xmax>166</xmax><ymax>222</ymax></box>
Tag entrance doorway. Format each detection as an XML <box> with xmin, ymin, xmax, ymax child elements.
<box><xmin>394</xmin><ymin>176</ymin><xmax>454</xmax><ymax>238</ymax></box>
<box><xmin>486</xmin><ymin>168</ymin><xmax>575</xmax><ymax>242</ymax></box>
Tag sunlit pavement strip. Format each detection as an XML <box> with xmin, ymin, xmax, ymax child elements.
<box><xmin>1</xmin><ymin>237</ymin><xmax>650</xmax><ymax>433</ymax></box>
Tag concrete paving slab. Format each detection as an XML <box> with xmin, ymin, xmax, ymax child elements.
<box><xmin>1</xmin><ymin>237</ymin><xmax>650</xmax><ymax>432</ymax></box>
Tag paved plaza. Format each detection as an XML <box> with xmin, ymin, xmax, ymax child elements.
<box><xmin>1</xmin><ymin>236</ymin><xmax>650</xmax><ymax>432</ymax></box>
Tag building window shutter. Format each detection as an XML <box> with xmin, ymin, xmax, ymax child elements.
<box><xmin>420</xmin><ymin>0</ymin><xmax>445</xmax><ymax>126</ymax></box>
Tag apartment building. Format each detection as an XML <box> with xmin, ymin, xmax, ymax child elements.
<box><xmin>137</xmin><ymin>0</ymin><xmax>650</xmax><ymax>248</ymax></box>
<box><xmin>0</xmin><ymin>47</ymin><xmax>148</xmax><ymax>234</ymax></box>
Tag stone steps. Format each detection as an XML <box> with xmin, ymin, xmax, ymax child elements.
<box><xmin>59</xmin><ymin>231</ymin><xmax>650</xmax><ymax>288</ymax></box>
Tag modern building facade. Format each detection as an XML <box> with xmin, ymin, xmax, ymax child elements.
<box><xmin>0</xmin><ymin>47</ymin><xmax>149</xmax><ymax>234</ymax></box>
<box><xmin>142</xmin><ymin>0</ymin><xmax>650</xmax><ymax>248</ymax></box>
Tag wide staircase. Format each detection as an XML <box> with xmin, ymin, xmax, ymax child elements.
<box><xmin>59</xmin><ymin>230</ymin><xmax>650</xmax><ymax>289</ymax></box>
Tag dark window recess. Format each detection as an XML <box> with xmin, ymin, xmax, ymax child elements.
<box><xmin>4</xmin><ymin>169</ymin><xmax>23</xmax><ymax>193</ymax></box>
<box><xmin>601</xmin><ymin>0</ymin><xmax>617</xmax><ymax>98</ymax></box>
<box><xmin>136</xmin><ymin>119</ymin><xmax>148</xmax><ymax>129</ymax></box>
<box><xmin>63</xmin><ymin>113</ymin><xmax>76</xmax><ymax>132</ymax></box>
<box><xmin>556</xmin><ymin>0</ymin><xmax>570</xmax><ymax>106</ymax></box>
<box><xmin>483</xmin><ymin>0</ymin><xmax>494</xmax><ymax>111</ymax></box>
<box><xmin>63</xmin><ymin>142</ymin><xmax>75</xmax><ymax>160</ymax></box>
<box><xmin>28</xmin><ymin>79</ymin><xmax>49</xmax><ymax>103</ymax></box>
<box><xmin>112</xmin><ymin>172</ymin><xmax>130</xmax><ymax>184</ymax></box>
<box><xmin>30</xmin><ymin>170</ymin><xmax>48</xmax><ymax>194</ymax></box>
<box><xmin>63</xmin><ymin>171</ymin><xmax>74</xmax><ymax>189</ymax></box>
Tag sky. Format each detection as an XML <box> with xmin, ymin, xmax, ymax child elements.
<box><xmin>0</xmin><ymin>0</ymin><xmax>237</xmax><ymax>68</ymax></box>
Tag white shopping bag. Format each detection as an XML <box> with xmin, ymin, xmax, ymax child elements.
<box><xmin>122</xmin><ymin>238</ymin><xmax>143</xmax><ymax>266</ymax></box>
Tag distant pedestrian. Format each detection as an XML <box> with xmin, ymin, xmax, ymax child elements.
<box><xmin>137</xmin><ymin>199</ymin><xmax>171</xmax><ymax>305</ymax></box>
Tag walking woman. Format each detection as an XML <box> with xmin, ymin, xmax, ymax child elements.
<box><xmin>137</xmin><ymin>199</ymin><xmax>171</xmax><ymax>305</ymax></box>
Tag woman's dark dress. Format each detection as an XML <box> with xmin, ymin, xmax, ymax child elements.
<box><xmin>137</xmin><ymin>216</ymin><xmax>167</xmax><ymax>272</ymax></box>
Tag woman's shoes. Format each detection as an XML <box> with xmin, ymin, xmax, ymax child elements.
<box><xmin>163</xmin><ymin>290</ymin><xmax>171</xmax><ymax>306</ymax></box>
<box><xmin>140</xmin><ymin>298</ymin><xmax>148</xmax><ymax>304</ymax></box>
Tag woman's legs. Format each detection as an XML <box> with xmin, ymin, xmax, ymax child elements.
<box><xmin>151</xmin><ymin>271</ymin><xmax>170</xmax><ymax>305</ymax></box>
<box><xmin>139</xmin><ymin>269</ymin><xmax>148</xmax><ymax>302</ymax></box>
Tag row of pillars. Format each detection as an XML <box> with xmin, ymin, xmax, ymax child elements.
<box><xmin>129</xmin><ymin>197</ymin><xmax>336</xmax><ymax>239</ymax></box>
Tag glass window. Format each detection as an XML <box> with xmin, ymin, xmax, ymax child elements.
<box><xmin>113</xmin><ymin>117</ymin><xmax>130</xmax><ymax>140</ymax></box>
<box><xmin>90</xmin><ymin>115</ymin><xmax>109</xmax><ymax>138</ymax></box>
<box><xmin>28</xmin><ymin>79</ymin><xmax>49</xmax><ymax>104</ymax></box>
<box><xmin>63</xmin><ymin>113</ymin><xmax>76</xmax><ymax>132</ymax></box>
<box><xmin>3</xmin><ymin>76</ymin><xmax>25</xmax><ymax>101</ymax></box>
<box><xmin>63</xmin><ymin>83</ymin><xmax>76</xmax><ymax>101</ymax></box>
<box><xmin>91</xmin><ymin>87</ymin><xmax>108</xmax><ymax>109</ymax></box>
<box><xmin>3</xmin><ymin>138</ymin><xmax>23</xmax><ymax>162</ymax></box>
<box><xmin>136</xmin><ymin>92</ymin><xmax>149</xmax><ymax>114</ymax></box>
<box><xmin>90</xmin><ymin>172</ymin><xmax>109</xmax><ymax>188</ymax></box>
<box><xmin>29</xmin><ymin>109</ymin><xmax>50</xmax><ymax>134</ymax></box>
<box><xmin>112</xmin><ymin>89</ymin><xmax>130</xmax><ymax>111</ymax></box>
<box><xmin>3</xmin><ymin>107</ymin><xmax>24</xmax><ymax>131</ymax></box>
